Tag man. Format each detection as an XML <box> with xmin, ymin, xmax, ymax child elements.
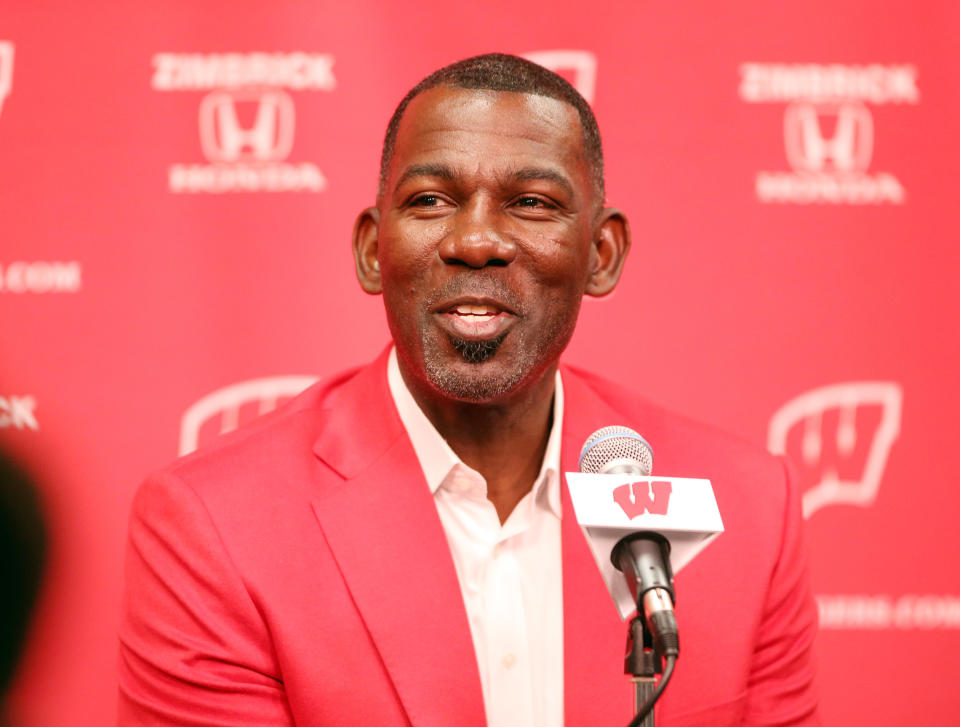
<box><xmin>119</xmin><ymin>54</ymin><xmax>818</xmax><ymax>726</ymax></box>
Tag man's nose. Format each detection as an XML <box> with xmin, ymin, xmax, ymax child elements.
<box><xmin>438</xmin><ymin>209</ymin><xmax>517</xmax><ymax>268</ymax></box>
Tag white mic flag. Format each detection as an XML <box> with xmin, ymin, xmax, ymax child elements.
<box><xmin>566</xmin><ymin>472</ymin><xmax>725</xmax><ymax>619</ymax></box>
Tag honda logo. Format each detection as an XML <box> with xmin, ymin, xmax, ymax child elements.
<box><xmin>0</xmin><ymin>42</ymin><xmax>13</xmax><ymax>118</ymax></box>
<box><xmin>524</xmin><ymin>50</ymin><xmax>597</xmax><ymax>104</ymax></box>
<box><xmin>179</xmin><ymin>375</ymin><xmax>318</xmax><ymax>455</ymax></box>
<box><xmin>784</xmin><ymin>102</ymin><xmax>874</xmax><ymax>173</ymax></box>
<box><xmin>768</xmin><ymin>382</ymin><xmax>902</xmax><ymax>518</ymax></box>
<box><xmin>198</xmin><ymin>89</ymin><xmax>295</xmax><ymax>163</ymax></box>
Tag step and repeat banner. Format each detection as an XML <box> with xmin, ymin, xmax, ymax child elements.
<box><xmin>1</xmin><ymin>2</ymin><xmax>957</xmax><ymax>725</ymax></box>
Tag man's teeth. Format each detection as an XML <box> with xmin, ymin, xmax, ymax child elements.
<box><xmin>453</xmin><ymin>305</ymin><xmax>499</xmax><ymax>316</ymax></box>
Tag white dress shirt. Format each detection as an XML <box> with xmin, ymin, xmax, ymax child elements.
<box><xmin>387</xmin><ymin>348</ymin><xmax>564</xmax><ymax>727</ymax></box>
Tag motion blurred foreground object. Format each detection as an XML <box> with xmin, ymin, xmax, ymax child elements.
<box><xmin>0</xmin><ymin>452</ymin><xmax>46</xmax><ymax>718</ymax></box>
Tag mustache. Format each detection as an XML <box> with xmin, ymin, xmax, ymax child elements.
<box><xmin>423</xmin><ymin>275</ymin><xmax>526</xmax><ymax>315</ymax></box>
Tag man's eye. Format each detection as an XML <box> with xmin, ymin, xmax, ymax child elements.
<box><xmin>411</xmin><ymin>194</ymin><xmax>442</xmax><ymax>207</ymax></box>
<box><xmin>514</xmin><ymin>196</ymin><xmax>554</xmax><ymax>209</ymax></box>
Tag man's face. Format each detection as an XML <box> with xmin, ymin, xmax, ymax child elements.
<box><xmin>369</xmin><ymin>86</ymin><xmax>607</xmax><ymax>403</ymax></box>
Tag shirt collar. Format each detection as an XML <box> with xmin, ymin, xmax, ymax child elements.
<box><xmin>387</xmin><ymin>347</ymin><xmax>563</xmax><ymax>518</ymax></box>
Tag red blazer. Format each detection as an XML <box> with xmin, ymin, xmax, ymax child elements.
<box><xmin>119</xmin><ymin>350</ymin><xmax>818</xmax><ymax>726</ymax></box>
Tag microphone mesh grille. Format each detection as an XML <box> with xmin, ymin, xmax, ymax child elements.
<box><xmin>578</xmin><ymin>425</ymin><xmax>653</xmax><ymax>475</ymax></box>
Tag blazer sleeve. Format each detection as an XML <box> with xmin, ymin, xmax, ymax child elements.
<box><xmin>741</xmin><ymin>458</ymin><xmax>820</xmax><ymax>726</ymax></box>
<box><xmin>118</xmin><ymin>472</ymin><xmax>294</xmax><ymax>727</ymax></box>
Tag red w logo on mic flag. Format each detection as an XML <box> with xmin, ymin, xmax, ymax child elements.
<box><xmin>613</xmin><ymin>481</ymin><xmax>673</xmax><ymax>519</ymax></box>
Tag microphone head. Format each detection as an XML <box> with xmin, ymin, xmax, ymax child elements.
<box><xmin>578</xmin><ymin>426</ymin><xmax>654</xmax><ymax>475</ymax></box>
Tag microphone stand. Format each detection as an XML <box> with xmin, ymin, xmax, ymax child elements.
<box><xmin>624</xmin><ymin>611</ymin><xmax>663</xmax><ymax>727</ymax></box>
<box><xmin>615</xmin><ymin>532</ymin><xmax>676</xmax><ymax>727</ymax></box>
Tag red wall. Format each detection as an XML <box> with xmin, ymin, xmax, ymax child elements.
<box><xmin>1</xmin><ymin>2</ymin><xmax>958</xmax><ymax>725</ymax></box>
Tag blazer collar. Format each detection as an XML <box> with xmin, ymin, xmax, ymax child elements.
<box><xmin>311</xmin><ymin>346</ymin><xmax>405</xmax><ymax>479</ymax></box>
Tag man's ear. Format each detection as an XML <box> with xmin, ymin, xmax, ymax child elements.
<box><xmin>585</xmin><ymin>208</ymin><xmax>631</xmax><ymax>297</ymax></box>
<box><xmin>352</xmin><ymin>206</ymin><xmax>382</xmax><ymax>294</ymax></box>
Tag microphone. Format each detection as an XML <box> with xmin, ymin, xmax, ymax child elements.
<box><xmin>578</xmin><ymin>427</ymin><xmax>679</xmax><ymax>657</ymax></box>
<box><xmin>564</xmin><ymin>428</ymin><xmax>722</xmax><ymax>621</ymax></box>
<box><xmin>579</xmin><ymin>425</ymin><xmax>653</xmax><ymax>476</ymax></box>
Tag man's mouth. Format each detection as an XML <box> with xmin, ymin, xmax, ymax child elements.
<box><xmin>451</xmin><ymin>303</ymin><xmax>502</xmax><ymax>323</ymax></box>
<box><xmin>434</xmin><ymin>300</ymin><xmax>517</xmax><ymax>341</ymax></box>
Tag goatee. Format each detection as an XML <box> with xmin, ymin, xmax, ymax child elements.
<box><xmin>449</xmin><ymin>333</ymin><xmax>508</xmax><ymax>364</ymax></box>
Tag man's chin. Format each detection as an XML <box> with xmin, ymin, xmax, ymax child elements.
<box><xmin>423</xmin><ymin>348</ymin><xmax>528</xmax><ymax>403</ymax></box>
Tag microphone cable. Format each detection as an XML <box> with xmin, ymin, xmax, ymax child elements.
<box><xmin>625</xmin><ymin>653</ymin><xmax>677</xmax><ymax>727</ymax></box>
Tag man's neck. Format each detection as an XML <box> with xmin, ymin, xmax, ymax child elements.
<box><xmin>400</xmin><ymin>364</ymin><xmax>557</xmax><ymax>524</ymax></box>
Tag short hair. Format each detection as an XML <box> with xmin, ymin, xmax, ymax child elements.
<box><xmin>378</xmin><ymin>53</ymin><xmax>604</xmax><ymax>199</ymax></box>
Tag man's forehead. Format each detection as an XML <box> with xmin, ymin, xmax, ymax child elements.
<box><xmin>388</xmin><ymin>86</ymin><xmax>589</xmax><ymax>186</ymax></box>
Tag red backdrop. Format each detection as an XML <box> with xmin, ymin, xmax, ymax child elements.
<box><xmin>1</xmin><ymin>2</ymin><xmax>958</xmax><ymax>725</ymax></box>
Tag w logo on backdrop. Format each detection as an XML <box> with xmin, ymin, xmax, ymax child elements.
<box><xmin>768</xmin><ymin>382</ymin><xmax>902</xmax><ymax>518</ymax></box>
<box><xmin>0</xmin><ymin>42</ymin><xmax>13</xmax><ymax>119</ymax></box>
<box><xmin>613</xmin><ymin>480</ymin><xmax>672</xmax><ymax>519</ymax></box>
<box><xmin>524</xmin><ymin>50</ymin><xmax>597</xmax><ymax>103</ymax></box>
<box><xmin>179</xmin><ymin>375</ymin><xmax>318</xmax><ymax>455</ymax></box>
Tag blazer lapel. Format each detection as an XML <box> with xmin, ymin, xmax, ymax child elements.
<box><xmin>311</xmin><ymin>352</ymin><xmax>486</xmax><ymax>727</ymax></box>
<box><xmin>560</xmin><ymin>367</ymin><xmax>637</xmax><ymax>723</ymax></box>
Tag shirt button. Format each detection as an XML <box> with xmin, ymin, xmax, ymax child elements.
<box><xmin>502</xmin><ymin>653</ymin><xmax>517</xmax><ymax>669</ymax></box>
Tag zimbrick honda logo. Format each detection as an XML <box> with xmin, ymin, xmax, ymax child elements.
<box><xmin>739</xmin><ymin>63</ymin><xmax>918</xmax><ymax>204</ymax></box>
<box><xmin>613</xmin><ymin>480</ymin><xmax>672</xmax><ymax>519</ymax></box>
<box><xmin>152</xmin><ymin>52</ymin><xmax>334</xmax><ymax>193</ymax></box>
<box><xmin>179</xmin><ymin>375</ymin><xmax>317</xmax><ymax>455</ymax></box>
<box><xmin>0</xmin><ymin>41</ymin><xmax>13</xmax><ymax>119</ymax></box>
<box><xmin>768</xmin><ymin>382</ymin><xmax>902</xmax><ymax>518</ymax></box>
